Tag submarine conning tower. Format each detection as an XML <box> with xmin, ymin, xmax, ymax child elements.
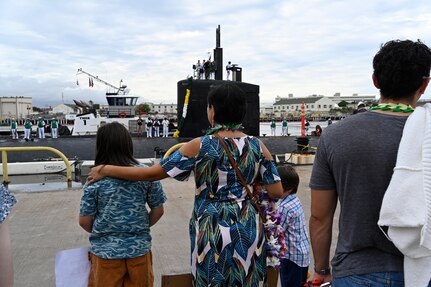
<box><xmin>176</xmin><ymin>25</ymin><xmax>260</xmax><ymax>138</ymax></box>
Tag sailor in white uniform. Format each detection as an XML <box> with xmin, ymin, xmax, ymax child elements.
<box><xmin>146</xmin><ymin>118</ymin><xmax>153</xmax><ymax>138</ymax></box>
<box><xmin>162</xmin><ymin>118</ymin><xmax>170</xmax><ymax>137</ymax></box>
<box><xmin>196</xmin><ymin>60</ymin><xmax>203</xmax><ymax>80</ymax></box>
<box><xmin>226</xmin><ymin>61</ymin><xmax>233</xmax><ymax>81</ymax></box>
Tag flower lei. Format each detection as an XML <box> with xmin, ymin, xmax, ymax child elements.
<box><xmin>369</xmin><ymin>102</ymin><xmax>414</xmax><ymax>113</ymax></box>
<box><xmin>253</xmin><ymin>182</ymin><xmax>288</xmax><ymax>268</ymax></box>
<box><xmin>174</xmin><ymin>77</ymin><xmax>193</xmax><ymax>138</ymax></box>
<box><xmin>206</xmin><ymin>123</ymin><xmax>243</xmax><ymax>135</ymax></box>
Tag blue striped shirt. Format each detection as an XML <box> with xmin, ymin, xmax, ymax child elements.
<box><xmin>278</xmin><ymin>194</ymin><xmax>310</xmax><ymax>267</ymax></box>
<box><xmin>80</xmin><ymin>164</ymin><xmax>166</xmax><ymax>259</ymax></box>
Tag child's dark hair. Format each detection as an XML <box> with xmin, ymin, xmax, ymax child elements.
<box><xmin>95</xmin><ymin>122</ymin><xmax>139</xmax><ymax>166</ymax></box>
<box><xmin>277</xmin><ymin>164</ymin><xmax>300</xmax><ymax>194</ymax></box>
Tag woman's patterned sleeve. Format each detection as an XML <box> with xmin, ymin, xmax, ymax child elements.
<box><xmin>160</xmin><ymin>150</ymin><xmax>196</xmax><ymax>181</ymax></box>
<box><xmin>80</xmin><ymin>183</ymin><xmax>97</xmax><ymax>216</ymax></box>
<box><xmin>0</xmin><ymin>184</ymin><xmax>17</xmax><ymax>224</ymax></box>
<box><xmin>259</xmin><ymin>157</ymin><xmax>281</xmax><ymax>185</ymax></box>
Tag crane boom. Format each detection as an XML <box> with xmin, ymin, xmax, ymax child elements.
<box><xmin>77</xmin><ymin>68</ymin><xmax>128</xmax><ymax>95</ymax></box>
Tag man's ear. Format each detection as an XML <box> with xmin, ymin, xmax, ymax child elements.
<box><xmin>372</xmin><ymin>73</ymin><xmax>380</xmax><ymax>89</ymax></box>
<box><xmin>419</xmin><ymin>77</ymin><xmax>431</xmax><ymax>94</ymax></box>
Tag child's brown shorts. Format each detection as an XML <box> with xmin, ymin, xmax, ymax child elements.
<box><xmin>88</xmin><ymin>251</ymin><xmax>154</xmax><ymax>287</ymax></box>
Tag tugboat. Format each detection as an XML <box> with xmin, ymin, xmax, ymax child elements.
<box><xmin>71</xmin><ymin>68</ymin><xmax>142</xmax><ymax>136</ymax></box>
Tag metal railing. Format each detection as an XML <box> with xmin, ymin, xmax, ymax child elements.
<box><xmin>0</xmin><ymin>146</ymin><xmax>72</xmax><ymax>185</ymax></box>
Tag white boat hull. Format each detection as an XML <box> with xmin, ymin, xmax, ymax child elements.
<box><xmin>0</xmin><ymin>161</ymin><xmax>77</xmax><ymax>175</ymax></box>
<box><xmin>72</xmin><ymin>114</ymin><xmax>141</xmax><ymax>136</ymax></box>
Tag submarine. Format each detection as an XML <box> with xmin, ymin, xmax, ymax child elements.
<box><xmin>176</xmin><ymin>25</ymin><xmax>260</xmax><ymax>138</ymax></box>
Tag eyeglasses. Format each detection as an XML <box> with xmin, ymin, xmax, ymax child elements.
<box><xmin>423</xmin><ymin>76</ymin><xmax>431</xmax><ymax>80</ymax></box>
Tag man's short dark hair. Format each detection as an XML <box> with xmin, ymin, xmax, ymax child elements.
<box><xmin>373</xmin><ymin>39</ymin><xmax>431</xmax><ymax>100</ymax></box>
<box><xmin>207</xmin><ymin>83</ymin><xmax>246</xmax><ymax>125</ymax></box>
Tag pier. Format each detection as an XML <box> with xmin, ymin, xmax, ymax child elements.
<box><xmin>7</xmin><ymin>165</ymin><xmax>339</xmax><ymax>287</ymax></box>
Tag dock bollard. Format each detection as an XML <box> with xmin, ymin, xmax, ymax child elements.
<box><xmin>295</xmin><ymin>136</ymin><xmax>310</xmax><ymax>153</ymax></box>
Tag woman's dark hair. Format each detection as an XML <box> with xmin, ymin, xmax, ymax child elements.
<box><xmin>95</xmin><ymin>122</ymin><xmax>139</xmax><ymax>166</ymax></box>
<box><xmin>207</xmin><ymin>83</ymin><xmax>246</xmax><ymax>125</ymax></box>
<box><xmin>277</xmin><ymin>164</ymin><xmax>300</xmax><ymax>194</ymax></box>
<box><xmin>373</xmin><ymin>39</ymin><xmax>431</xmax><ymax>100</ymax></box>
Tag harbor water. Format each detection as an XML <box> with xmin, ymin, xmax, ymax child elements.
<box><xmin>259</xmin><ymin>120</ymin><xmax>332</xmax><ymax>136</ymax></box>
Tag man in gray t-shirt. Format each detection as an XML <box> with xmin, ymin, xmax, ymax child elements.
<box><xmin>309</xmin><ymin>40</ymin><xmax>431</xmax><ymax>286</ymax></box>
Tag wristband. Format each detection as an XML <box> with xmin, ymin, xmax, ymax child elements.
<box><xmin>314</xmin><ymin>266</ymin><xmax>331</xmax><ymax>275</ymax></box>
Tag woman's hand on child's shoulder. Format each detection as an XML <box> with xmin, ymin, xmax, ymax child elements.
<box><xmin>87</xmin><ymin>165</ymin><xmax>106</xmax><ymax>185</ymax></box>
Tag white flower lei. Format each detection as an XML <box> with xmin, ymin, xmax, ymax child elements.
<box><xmin>258</xmin><ymin>188</ymin><xmax>288</xmax><ymax>268</ymax></box>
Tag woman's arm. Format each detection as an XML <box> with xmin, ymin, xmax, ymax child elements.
<box><xmin>88</xmin><ymin>164</ymin><xmax>169</xmax><ymax>183</ymax></box>
<box><xmin>88</xmin><ymin>138</ymin><xmax>201</xmax><ymax>184</ymax></box>
<box><xmin>177</xmin><ymin>137</ymin><xmax>201</xmax><ymax>157</ymax></box>
<box><xmin>0</xmin><ymin>218</ymin><xmax>14</xmax><ymax>287</ymax></box>
<box><xmin>259</xmin><ymin>140</ymin><xmax>283</xmax><ymax>199</ymax></box>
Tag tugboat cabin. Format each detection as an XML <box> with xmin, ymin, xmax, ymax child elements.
<box><xmin>105</xmin><ymin>93</ymin><xmax>139</xmax><ymax>118</ymax></box>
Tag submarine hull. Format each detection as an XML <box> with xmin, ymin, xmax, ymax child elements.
<box><xmin>177</xmin><ymin>79</ymin><xmax>260</xmax><ymax>138</ymax></box>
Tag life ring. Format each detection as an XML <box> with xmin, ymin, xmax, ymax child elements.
<box><xmin>119</xmin><ymin>112</ymin><xmax>127</xmax><ymax>118</ymax></box>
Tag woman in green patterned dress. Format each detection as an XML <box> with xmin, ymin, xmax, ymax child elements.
<box><xmin>88</xmin><ymin>83</ymin><xmax>283</xmax><ymax>286</ymax></box>
<box><xmin>0</xmin><ymin>184</ymin><xmax>17</xmax><ymax>287</ymax></box>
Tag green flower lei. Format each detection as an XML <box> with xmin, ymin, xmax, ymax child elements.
<box><xmin>206</xmin><ymin>123</ymin><xmax>243</xmax><ymax>135</ymax></box>
<box><xmin>369</xmin><ymin>103</ymin><xmax>415</xmax><ymax>113</ymax></box>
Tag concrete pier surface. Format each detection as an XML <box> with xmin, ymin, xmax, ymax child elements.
<box><xmin>7</xmin><ymin>165</ymin><xmax>339</xmax><ymax>287</ymax></box>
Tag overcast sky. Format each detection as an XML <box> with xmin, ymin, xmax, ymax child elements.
<box><xmin>1</xmin><ymin>0</ymin><xmax>431</xmax><ymax>107</ymax></box>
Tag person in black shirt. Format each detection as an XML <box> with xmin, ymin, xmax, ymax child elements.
<box><xmin>137</xmin><ymin>116</ymin><xmax>144</xmax><ymax>136</ymax></box>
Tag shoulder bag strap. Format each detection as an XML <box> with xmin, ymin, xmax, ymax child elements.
<box><xmin>214</xmin><ymin>134</ymin><xmax>267</xmax><ymax>223</ymax></box>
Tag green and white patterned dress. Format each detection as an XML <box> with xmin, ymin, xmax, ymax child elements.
<box><xmin>1</xmin><ymin>184</ymin><xmax>16</xmax><ymax>224</ymax></box>
<box><xmin>160</xmin><ymin>135</ymin><xmax>280</xmax><ymax>287</ymax></box>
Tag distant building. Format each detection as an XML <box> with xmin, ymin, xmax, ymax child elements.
<box><xmin>273</xmin><ymin>96</ymin><xmax>336</xmax><ymax>117</ymax></box>
<box><xmin>51</xmin><ymin>103</ymin><xmax>80</xmax><ymax>115</ymax></box>
<box><xmin>0</xmin><ymin>96</ymin><xmax>32</xmax><ymax>119</ymax></box>
<box><xmin>151</xmin><ymin>103</ymin><xmax>177</xmax><ymax>114</ymax></box>
<box><xmin>39</xmin><ymin>106</ymin><xmax>53</xmax><ymax>114</ymax></box>
<box><xmin>259</xmin><ymin>103</ymin><xmax>274</xmax><ymax>119</ymax></box>
<box><xmin>329</xmin><ymin>92</ymin><xmax>376</xmax><ymax>104</ymax></box>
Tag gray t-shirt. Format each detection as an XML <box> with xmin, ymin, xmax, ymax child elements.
<box><xmin>309</xmin><ymin>111</ymin><xmax>406</xmax><ymax>277</ymax></box>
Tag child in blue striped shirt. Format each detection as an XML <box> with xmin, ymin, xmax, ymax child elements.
<box><xmin>277</xmin><ymin>165</ymin><xmax>310</xmax><ymax>287</ymax></box>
